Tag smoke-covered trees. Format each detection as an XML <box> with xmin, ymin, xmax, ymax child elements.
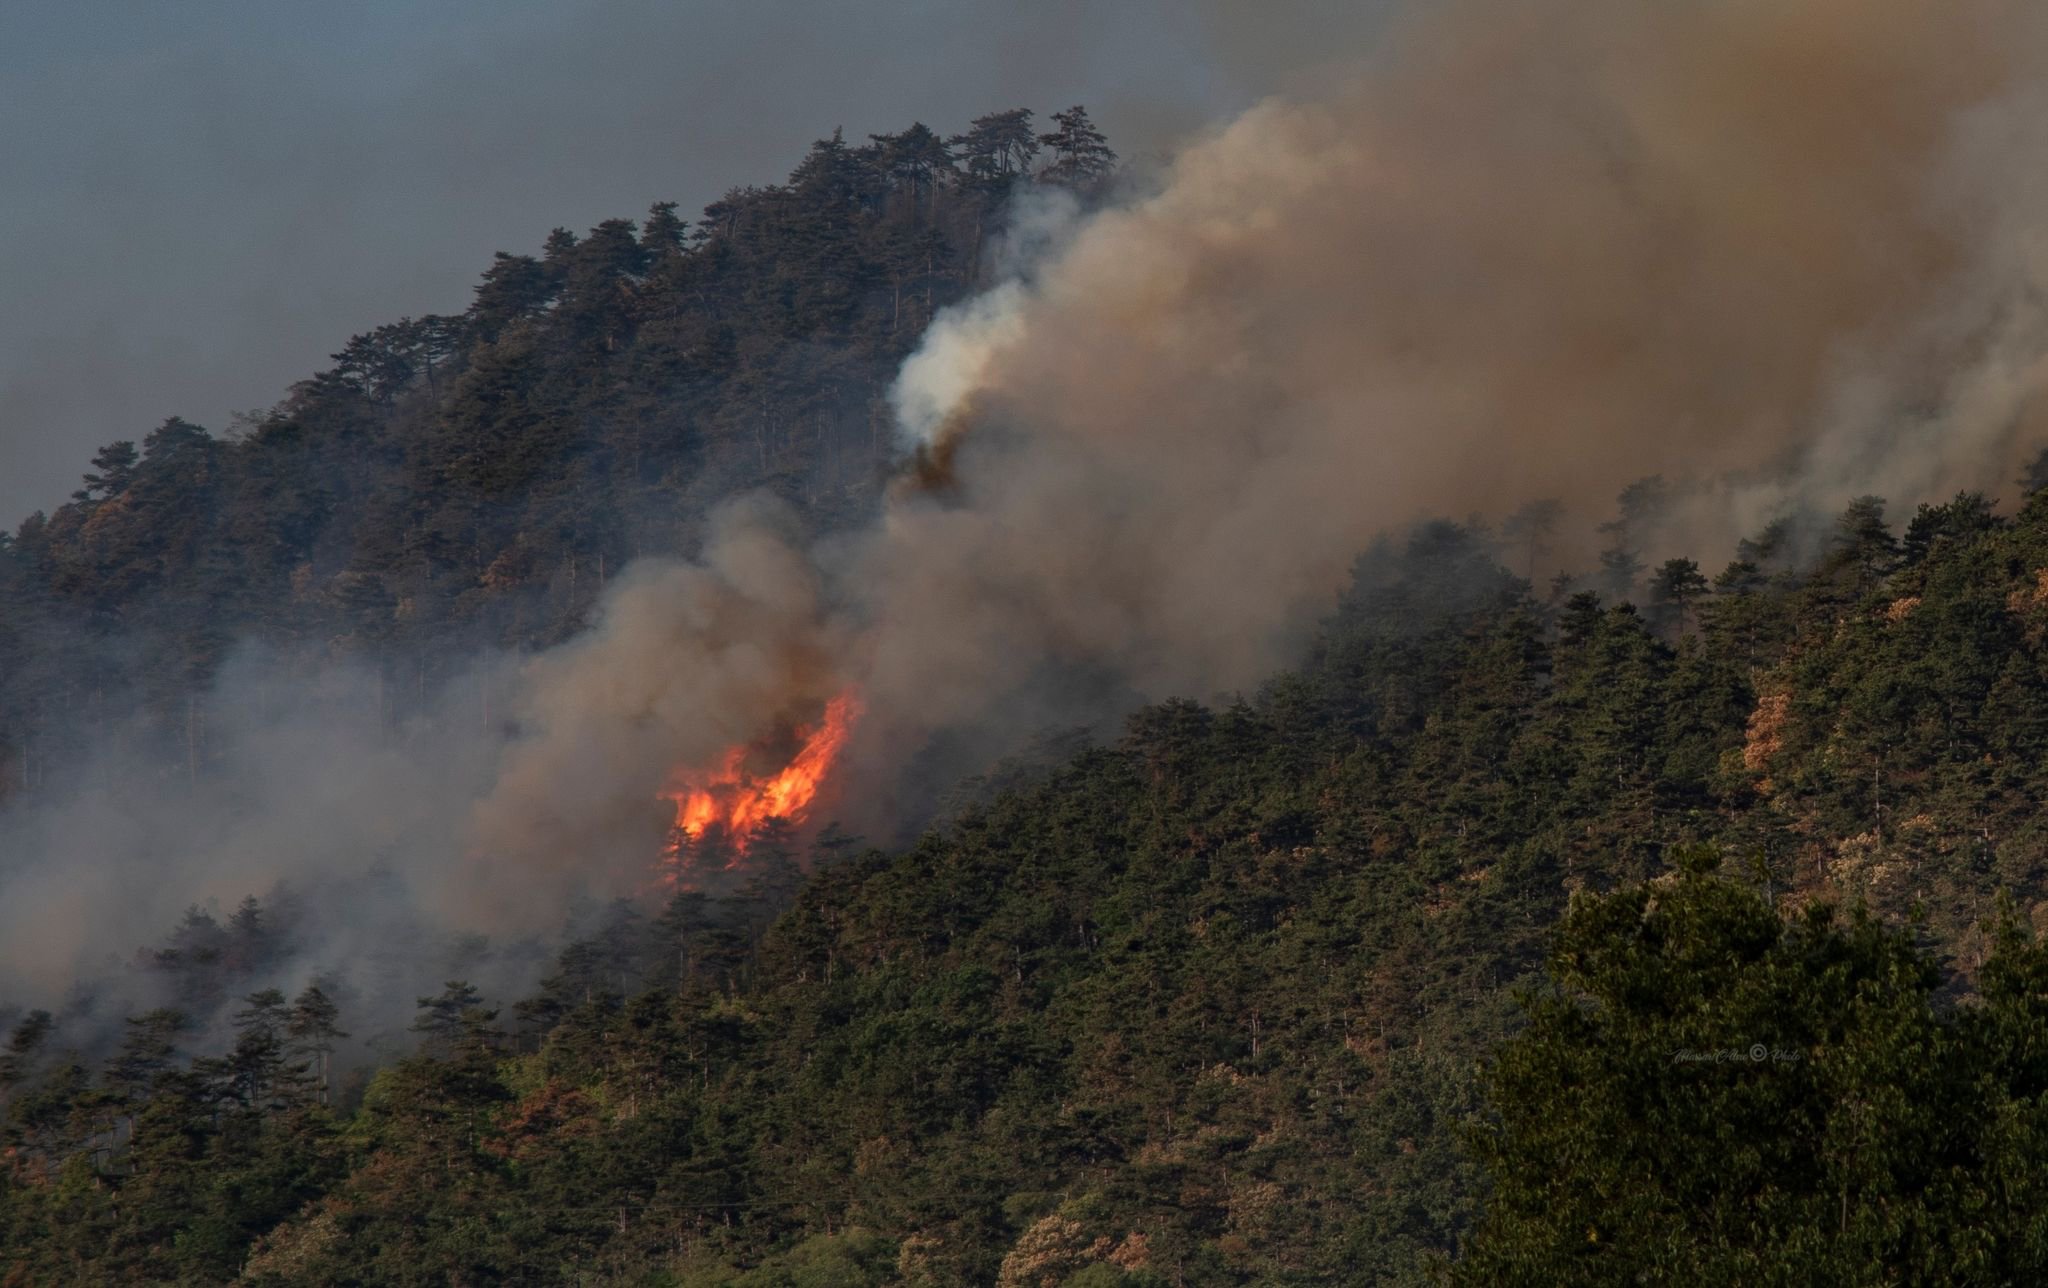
<box><xmin>287</xmin><ymin>983</ymin><xmax>346</xmax><ymax>1106</ymax></box>
<box><xmin>0</xmin><ymin>102</ymin><xmax>1123</xmax><ymax>802</ymax></box>
<box><xmin>1594</xmin><ymin>474</ymin><xmax>1668</xmax><ymax>600</ymax></box>
<box><xmin>1500</xmin><ymin>497</ymin><xmax>1562</xmax><ymax>581</ymax></box>
<box><xmin>14</xmin><ymin>485</ymin><xmax>2048</xmax><ymax>1277</ymax></box>
<box><xmin>1647</xmin><ymin>556</ymin><xmax>1709</xmax><ymax>636</ymax></box>
<box><xmin>411</xmin><ymin>980</ymin><xmax>493</xmax><ymax>1053</ymax></box>
<box><xmin>208</xmin><ymin>988</ymin><xmax>307</xmax><ymax>1110</ymax></box>
<box><xmin>1902</xmin><ymin>491</ymin><xmax>1997</xmax><ymax>567</ymax></box>
<box><xmin>0</xmin><ymin>1010</ymin><xmax>53</xmax><ymax>1092</ymax></box>
<box><xmin>104</xmin><ymin>1009</ymin><xmax>186</xmax><ymax>1104</ymax></box>
<box><xmin>24</xmin><ymin>84</ymin><xmax>2048</xmax><ymax>1282</ymax></box>
<box><xmin>1835</xmin><ymin>494</ymin><xmax>1901</xmax><ymax>583</ymax></box>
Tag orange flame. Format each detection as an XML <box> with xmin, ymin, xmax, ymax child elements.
<box><xmin>660</xmin><ymin>692</ymin><xmax>861</xmax><ymax>861</ymax></box>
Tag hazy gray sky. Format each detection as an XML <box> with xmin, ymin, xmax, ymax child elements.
<box><xmin>0</xmin><ymin>0</ymin><xmax>1383</xmax><ymax>525</ymax></box>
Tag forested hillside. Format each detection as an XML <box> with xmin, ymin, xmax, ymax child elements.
<box><xmin>0</xmin><ymin>105</ymin><xmax>1113</xmax><ymax>801</ymax></box>
<box><xmin>17</xmin><ymin>100</ymin><xmax>2048</xmax><ymax>1286</ymax></box>
<box><xmin>16</xmin><ymin>471</ymin><xmax>2048</xmax><ymax>1280</ymax></box>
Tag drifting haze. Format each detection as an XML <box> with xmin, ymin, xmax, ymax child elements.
<box><xmin>0</xmin><ymin>646</ymin><xmax>533</xmax><ymax>1041</ymax></box>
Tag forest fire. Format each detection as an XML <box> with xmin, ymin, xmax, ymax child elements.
<box><xmin>659</xmin><ymin>691</ymin><xmax>861</xmax><ymax>864</ymax></box>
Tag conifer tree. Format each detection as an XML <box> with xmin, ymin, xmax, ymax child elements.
<box><xmin>954</xmin><ymin>108</ymin><xmax>1039</xmax><ymax>184</ymax></box>
<box><xmin>411</xmin><ymin>980</ymin><xmax>491</xmax><ymax>1055</ymax></box>
<box><xmin>73</xmin><ymin>440</ymin><xmax>139</xmax><ymax>501</ymax></box>
<box><xmin>105</xmin><ymin>1009</ymin><xmax>187</xmax><ymax>1104</ymax></box>
<box><xmin>1647</xmin><ymin>557</ymin><xmax>1709</xmax><ymax>637</ymax></box>
<box><xmin>1037</xmin><ymin>105</ymin><xmax>1117</xmax><ymax>188</ymax></box>
<box><xmin>286</xmin><ymin>983</ymin><xmax>347</xmax><ymax>1106</ymax></box>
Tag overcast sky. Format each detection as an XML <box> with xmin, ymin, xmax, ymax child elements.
<box><xmin>0</xmin><ymin>0</ymin><xmax>1385</xmax><ymax>525</ymax></box>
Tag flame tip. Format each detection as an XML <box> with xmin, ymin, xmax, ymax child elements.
<box><xmin>657</xmin><ymin>688</ymin><xmax>861</xmax><ymax>862</ymax></box>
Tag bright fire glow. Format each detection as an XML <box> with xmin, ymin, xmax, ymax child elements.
<box><xmin>660</xmin><ymin>692</ymin><xmax>861</xmax><ymax>859</ymax></box>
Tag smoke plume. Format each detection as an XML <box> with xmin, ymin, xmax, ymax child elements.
<box><xmin>14</xmin><ymin>0</ymin><xmax>2048</xmax><ymax>1026</ymax></box>
<box><xmin>879</xmin><ymin>0</ymin><xmax>2048</xmax><ymax>697</ymax></box>
<box><xmin>460</xmin><ymin>0</ymin><xmax>2048</xmax><ymax>914</ymax></box>
<box><xmin>459</xmin><ymin>500</ymin><xmax>845</xmax><ymax>929</ymax></box>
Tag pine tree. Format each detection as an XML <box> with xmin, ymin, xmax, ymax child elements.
<box><xmin>954</xmin><ymin>108</ymin><xmax>1039</xmax><ymax>184</ymax></box>
<box><xmin>104</xmin><ymin>1009</ymin><xmax>187</xmax><ymax>1104</ymax></box>
<box><xmin>286</xmin><ymin>983</ymin><xmax>347</xmax><ymax>1106</ymax></box>
<box><xmin>0</xmin><ymin>1009</ymin><xmax>54</xmax><ymax>1092</ymax></box>
<box><xmin>642</xmin><ymin>200</ymin><xmax>688</xmax><ymax>256</ymax></box>
<box><xmin>74</xmin><ymin>440</ymin><xmax>139</xmax><ymax>502</ymax></box>
<box><xmin>1834</xmin><ymin>494</ymin><xmax>1898</xmax><ymax>577</ymax></box>
<box><xmin>1901</xmin><ymin>491</ymin><xmax>1996</xmax><ymax>567</ymax></box>
<box><xmin>1501</xmin><ymin>498</ymin><xmax>1563</xmax><ymax>582</ymax></box>
<box><xmin>871</xmin><ymin>122</ymin><xmax>957</xmax><ymax>220</ymax></box>
<box><xmin>1037</xmin><ymin>105</ymin><xmax>1116</xmax><ymax>189</ymax></box>
<box><xmin>232</xmin><ymin>988</ymin><xmax>311</xmax><ymax>1110</ymax></box>
<box><xmin>151</xmin><ymin>906</ymin><xmax>231</xmax><ymax>1014</ymax></box>
<box><xmin>1647</xmin><ymin>557</ymin><xmax>1709</xmax><ymax>638</ymax></box>
<box><xmin>224</xmin><ymin>894</ymin><xmax>271</xmax><ymax>974</ymax></box>
<box><xmin>470</xmin><ymin>251</ymin><xmax>552</xmax><ymax>341</ymax></box>
<box><xmin>736</xmin><ymin>817</ymin><xmax>804</xmax><ymax>935</ymax></box>
<box><xmin>411</xmin><ymin>981</ymin><xmax>492</xmax><ymax>1055</ymax></box>
<box><xmin>1735</xmin><ymin>517</ymin><xmax>1796</xmax><ymax>579</ymax></box>
<box><xmin>140</xmin><ymin>417</ymin><xmax>211</xmax><ymax>464</ymax></box>
<box><xmin>2021</xmin><ymin>446</ymin><xmax>2048</xmax><ymax>497</ymax></box>
<box><xmin>1595</xmin><ymin>476</ymin><xmax>1668</xmax><ymax>600</ymax></box>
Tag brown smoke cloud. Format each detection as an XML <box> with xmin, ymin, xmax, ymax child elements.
<box><xmin>458</xmin><ymin>500</ymin><xmax>846</xmax><ymax>927</ymax></box>
<box><xmin>471</xmin><ymin>0</ymin><xmax>2048</xmax><ymax>908</ymax></box>
<box><xmin>882</xmin><ymin>0</ymin><xmax>2048</xmax><ymax>701</ymax></box>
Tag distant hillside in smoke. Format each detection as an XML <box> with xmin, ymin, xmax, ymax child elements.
<box><xmin>0</xmin><ymin>107</ymin><xmax>1093</xmax><ymax>803</ymax></box>
<box><xmin>20</xmin><ymin>0</ymin><xmax>2048</xmax><ymax>1001</ymax></box>
<box><xmin>0</xmin><ymin>105</ymin><xmax>1122</xmax><ymax>1027</ymax></box>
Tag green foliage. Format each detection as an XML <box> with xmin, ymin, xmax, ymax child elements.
<box><xmin>15</xmin><ymin>492</ymin><xmax>2048</xmax><ymax>1279</ymax></box>
<box><xmin>1460</xmin><ymin>858</ymin><xmax>2048</xmax><ymax>1284</ymax></box>
<box><xmin>674</xmin><ymin>1230</ymin><xmax>900</xmax><ymax>1287</ymax></box>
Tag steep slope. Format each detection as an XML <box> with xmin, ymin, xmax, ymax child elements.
<box><xmin>0</xmin><ymin>111</ymin><xmax>1085</xmax><ymax>802</ymax></box>
<box><xmin>13</xmin><ymin>492</ymin><xmax>2048</xmax><ymax>1282</ymax></box>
